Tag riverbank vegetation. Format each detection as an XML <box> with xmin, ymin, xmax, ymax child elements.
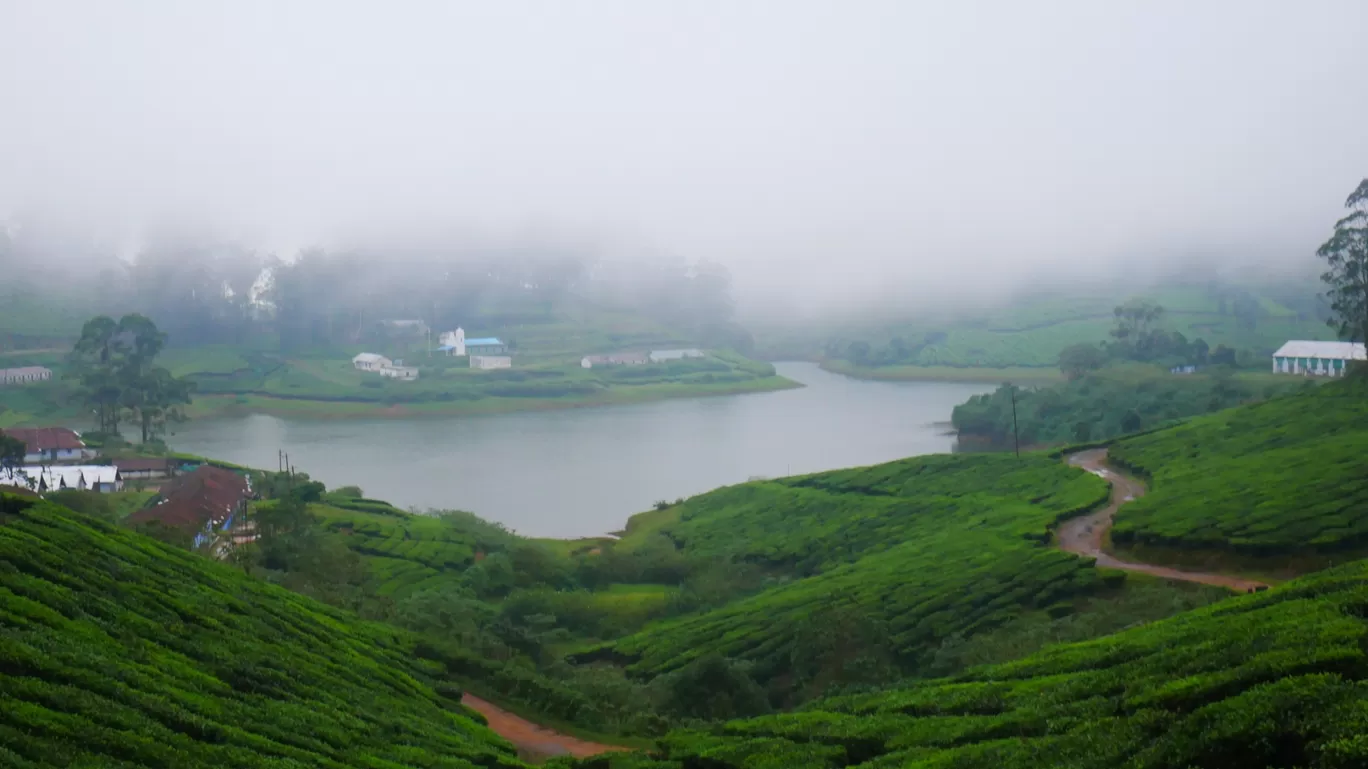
<box><xmin>952</xmin><ymin>364</ymin><xmax>1307</xmax><ymax>448</ymax></box>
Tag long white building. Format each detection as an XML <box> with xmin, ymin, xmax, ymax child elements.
<box><xmin>1271</xmin><ymin>340</ymin><xmax>1366</xmax><ymax>376</ymax></box>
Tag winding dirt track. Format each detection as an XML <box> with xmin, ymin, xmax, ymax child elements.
<box><xmin>1061</xmin><ymin>449</ymin><xmax>1268</xmax><ymax>593</ymax></box>
<box><xmin>461</xmin><ymin>694</ymin><xmax>627</xmax><ymax>761</ymax></box>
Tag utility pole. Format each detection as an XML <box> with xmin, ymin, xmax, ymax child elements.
<box><xmin>1009</xmin><ymin>383</ymin><xmax>1020</xmax><ymax>458</ymax></box>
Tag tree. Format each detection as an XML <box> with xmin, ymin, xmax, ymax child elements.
<box><xmin>67</xmin><ymin>314</ymin><xmax>191</xmax><ymax>441</ymax></box>
<box><xmin>0</xmin><ymin>433</ymin><xmax>24</xmax><ymax>472</ymax></box>
<box><xmin>1111</xmin><ymin>299</ymin><xmax>1165</xmax><ymax>342</ymax></box>
<box><xmin>1318</xmin><ymin>179</ymin><xmax>1368</xmax><ymax>344</ymax></box>
<box><xmin>1058</xmin><ymin>343</ymin><xmax>1107</xmax><ymax>380</ymax></box>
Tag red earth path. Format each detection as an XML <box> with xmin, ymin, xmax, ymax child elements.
<box><xmin>1060</xmin><ymin>449</ymin><xmax>1267</xmax><ymax>593</ymax></box>
<box><xmin>461</xmin><ymin>693</ymin><xmax>628</xmax><ymax>761</ymax></box>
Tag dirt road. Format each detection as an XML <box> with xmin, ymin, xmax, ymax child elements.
<box><xmin>461</xmin><ymin>693</ymin><xmax>627</xmax><ymax>762</ymax></box>
<box><xmin>1060</xmin><ymin>449</ymin><xmax>1267</xmax><ymax>593</ymax></box>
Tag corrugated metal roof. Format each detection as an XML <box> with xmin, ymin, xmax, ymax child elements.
<box><xmin>353</xmin><ymin>352</ymin><xmax>390</xmax><ymax>363</ymax></box>
<box><xmin>1272</xmin><ymin>341</ymin><xmax>1366</xmax><ymax>359</ymax></box>
<box><xmin>464</xmin><ymin>337</ymin><xmax>503</xmax><ymax>346</ymax></box>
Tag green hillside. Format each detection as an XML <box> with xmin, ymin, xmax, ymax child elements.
<box><xmin>582</xmin><ymin>455</ymin><xmax>1230</xmax><ymax>703</ymax></box>
<box><xmin>566</xmin><ymin>560</ymin><xmax>1368</xmax><ymax>769</ymax></box>
<box><xmin>1108</xmin><ymin>374</ymin><xmax>1368</xmax><ymax>561</ymax></box>
<box><xmin>0</xmin><ymin>493</ymin><xmax>528</xmax><ymax>768</ymax></box>
<box><xmin>818</xmin><ymin>280</ymin><xmax>1332</xmax><ymax>374</ymax></box>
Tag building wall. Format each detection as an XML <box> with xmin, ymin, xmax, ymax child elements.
<box><xmin>470</xmin><ymin>355</ymin><xmax>512</xmax><ymax>370</ymax></box>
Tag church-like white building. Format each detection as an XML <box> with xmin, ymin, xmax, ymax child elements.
<box><xmin>437</xmin><ymin>328</ymin><xmax>507</xmax><ymax>356</ymax></box>
<box><xmin>1271</xmin><ymin>340</ymin><xmax>1366</xmax><ymax>376</ymax></box>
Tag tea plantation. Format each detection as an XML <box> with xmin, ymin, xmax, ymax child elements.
<box><xmin>588</xmin><ymin>455</ymin><xmax>1114</xmax><ymax>691</ymax></box>
<box><xmin>1109</xmin><ymin>375</ymin><xmax>1368</xmax><ymax>555</ymax></box>
<box><xmin>563</xmin><ymin>560</ymin><xmax>1368</xmax><ymax>769</ymax></box>
<box><xmin>0</xmin><ymin>494</ymin><xmax>529</xmax><ymax>768</ymax></box>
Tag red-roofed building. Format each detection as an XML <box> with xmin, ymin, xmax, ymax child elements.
<box><xmin>127</xmin><ymin>465</ymin><xmax>253</xmax><ymax>545</ymax></box>
<box><xmin>2</xmin><ymin>428</ymin><xmax>95</xmax><ymax>463</ymax></box>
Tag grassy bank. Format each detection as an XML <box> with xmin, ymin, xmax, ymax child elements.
<box><xmin>821</xmin><ymin>359</ymin><xmax>1064</xmax><ymax>383</ymax></box>
<box><xmin>182</xmin><ymin>373</ymin><xmax>801</xmax><ymax>420</ymax></box>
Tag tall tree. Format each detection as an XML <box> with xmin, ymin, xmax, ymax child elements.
<box><xmin>1318</xmin><ymin>178</ymin><xmax>1368</xmax><ymax>343</ymax></box>
<box><xmin>68</xmin><ymin>316</ymin><xmax>127</xmax><ymax>434</ymax></box>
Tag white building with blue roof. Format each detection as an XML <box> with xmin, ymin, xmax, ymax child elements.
<box><xmin>437</xmin><ymin>327</ymin><xmax>508</xmax><ymax>356</ymax></box>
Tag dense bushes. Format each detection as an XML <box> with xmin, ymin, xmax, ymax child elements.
<box><xmin>952</xmin><ymin>364</ymin><xmax>1306</xmax><ymax>447</ymax></box>
<box><xmin>569</xmin><ymin>560</ymin><xmax>1368</xmax><ymax>768</ymax></box>
<box><xmin>0</xmin><ymin>494</ymin><xmax>526</xmax><ymax>768</ymax></box>
<box><xmin>1108</xmin><ymin>375</ymin><xmax>1368</xmax><ymax>555</ymax></box>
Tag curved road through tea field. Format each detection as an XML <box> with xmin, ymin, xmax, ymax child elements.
<box><xmin>462</xmin><ymin>694</ymin><xmax>627</xmax><ymax>761</ymax></box>
<box><xmin>1062</xmin><ymin>449</ymin><xmax>1268</xmax><ymax>593</ymax></box>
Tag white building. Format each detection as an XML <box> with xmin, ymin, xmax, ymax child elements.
<box><xmin>0</xmin><ymin>366</ymin><xmax>53</xmax><ymax>385</ymax></box>
<box><xmin>439</xmin><ymin>327</ymin><xmax>466</xmax><ymax>356</ymax></box>
<box><xmin>380</xmin><ymin>365</ymin><xmax>420</xmax><ymax>380</ymax></box>
<box><xmin>353</xmin><ymin>352</ymin><xmax>393</xmax><ymax>371</ymax></box>
<box><xmin>0</xmin><ymin>465</ymin><xmax>123</xmax><ymax>493</ymax></box>
<box><xmin>1271</xmin><ymin>340</ymin><xmax>1366</xmax><ymax>377</ymax></box>
<box><xmin>649</xmin><ymin>348</ymin><xmax>706</xmax><ymax>362</ymax></box>
<box><xmin>581</xmin><ymin>353</ymin><xmax>650</xmax><ymax>368</ymax></box>
<box><xmin>470</xmin><ymin>355</ymin><xmax>512</xmax><ymax>370</ymax></box>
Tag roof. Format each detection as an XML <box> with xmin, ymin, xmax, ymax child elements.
<box><xmin>112</xmin><ymin>457</ymin><xmax>172</xmax><ymax>472</ymax></box>
<box><xmin>1272</xmin><ymin>341</ymin><xmax>1367</xmax><ymax>359</ymax></box>
<box><xmin>128</xmin><ymin>465</ymin><xmax>250</xmax><ymax>531</ymax></box>
<box><xmin>0</xmin><ymin>465</ymin><xmax>118</xmax><ymax>491</ymax></box>
<box><xmin>0</xmin><ymin>366</ymin><xmax>52</xmax><ymax>377</ymax></box>
<box><xmin>464</xmin><ymin>337</ymin><xmax>504</xmax><ymax>346</ymax></box>
<box><xmin>2</xmin><ymin>427</ymin><xmax>86</xmax><ymax>453</ymax></box>
<box><xmin>352</xmin><ymin>352</ymin><xmax>390</xmax><ymax>363</ymax></box>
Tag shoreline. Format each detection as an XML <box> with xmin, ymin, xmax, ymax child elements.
<box><xmin>181</xmin><ymin>375</ymin><xmax>804</xmax><ymax>421</ymax></box>
<box><xmin>818</xmin><ymin>359</ymin><xmax>1063</xmax><ymax>383</ymax></box>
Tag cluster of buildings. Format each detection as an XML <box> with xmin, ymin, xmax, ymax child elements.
<box><xmin>581</xmin><ymin>348</ymin><xmax>705</xmax><ymax>369</ymax></box>
<box><xmin>0</xmin><ymin>425</ymin><xmax>256</xmax><ymax>555</ymax></box>
<box><xmin>0</xmin><ymin>428</ymin><xmax>179</xmax><ymax>494</ymax></box>
<box><xmin>0</xmin><ymin>366</ymin><xmax>53</xmax><ymax>386</ymax></box>
<box><xmin>352</xmin><ymin>327</ymin><xmax>514</xmax><ymax>376</ymax></box>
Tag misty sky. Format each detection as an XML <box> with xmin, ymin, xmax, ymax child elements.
<box><xmin>2</xmin><ymin>1</ymin><xmax>1366</xmax><ymax>311</ymax></box>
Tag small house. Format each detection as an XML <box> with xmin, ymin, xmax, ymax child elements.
<box><xmin>470</xmin><ymin>355</ymin><xmax>512</xmax><ymax>370</ymax></box>
<box><xmin>353</xmin><ymin>352</ymin><xmax>393</xmax><ymax>371</ymax></box>
<box><xmin>0</xmin><ymin>366</ymin><xmax>53</xmax><ymax>385</ymax></box>
<box><xmin>2</xmin><ymin>427</ymin><xmax>94</xmax><ymax>463</ymax></box>
<box><xmin>128</xmin><ymin>465</ymin><xmax>251</xmax><ymax>546</ymax></box>
<box><xmin>1271</xmin><ymin>341</ymin><xmax>1366</xmax><ymax>377</ymax></box>
<box><xmin>380</xmin><ymin>365</ymin><xmax>420</xmax><ymax>380</ymax></box>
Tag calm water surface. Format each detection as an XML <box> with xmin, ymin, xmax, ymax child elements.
<box><xmin>170</xmin><ymin>362</ymin><xmax>990</xmax><ymax>537</ymax></box>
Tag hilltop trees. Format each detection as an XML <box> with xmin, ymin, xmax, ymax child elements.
<box><xmin>68</xmin><ymin>314</ymin><xmax>194</xmax><ymax>441</ymax></box>
<box><xmin>1318</xmin><ymin>178</ymin><xmax>1368</xmax><ymax>343</ymax></box>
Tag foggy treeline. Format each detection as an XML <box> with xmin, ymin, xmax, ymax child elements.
<box><xmin>0</xmin><ymin>222</ymin><xmax>750</xmax><ymax>352</ymax></box>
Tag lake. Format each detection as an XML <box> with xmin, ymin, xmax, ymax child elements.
<box><xmin>169</xmin><ymin>362</ymin><xmax>991</xmax><ymax>538</ymax></box>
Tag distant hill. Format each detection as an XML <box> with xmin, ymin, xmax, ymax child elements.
<box><xmin>0</xmin><ymin>493</ymin><xmax>528</xmax><ymax>768</ymax></box>
<box><xmin>763</xmin><ymin>277</ymin><xmax>1335</xmax><ymax>371</ymax></box>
